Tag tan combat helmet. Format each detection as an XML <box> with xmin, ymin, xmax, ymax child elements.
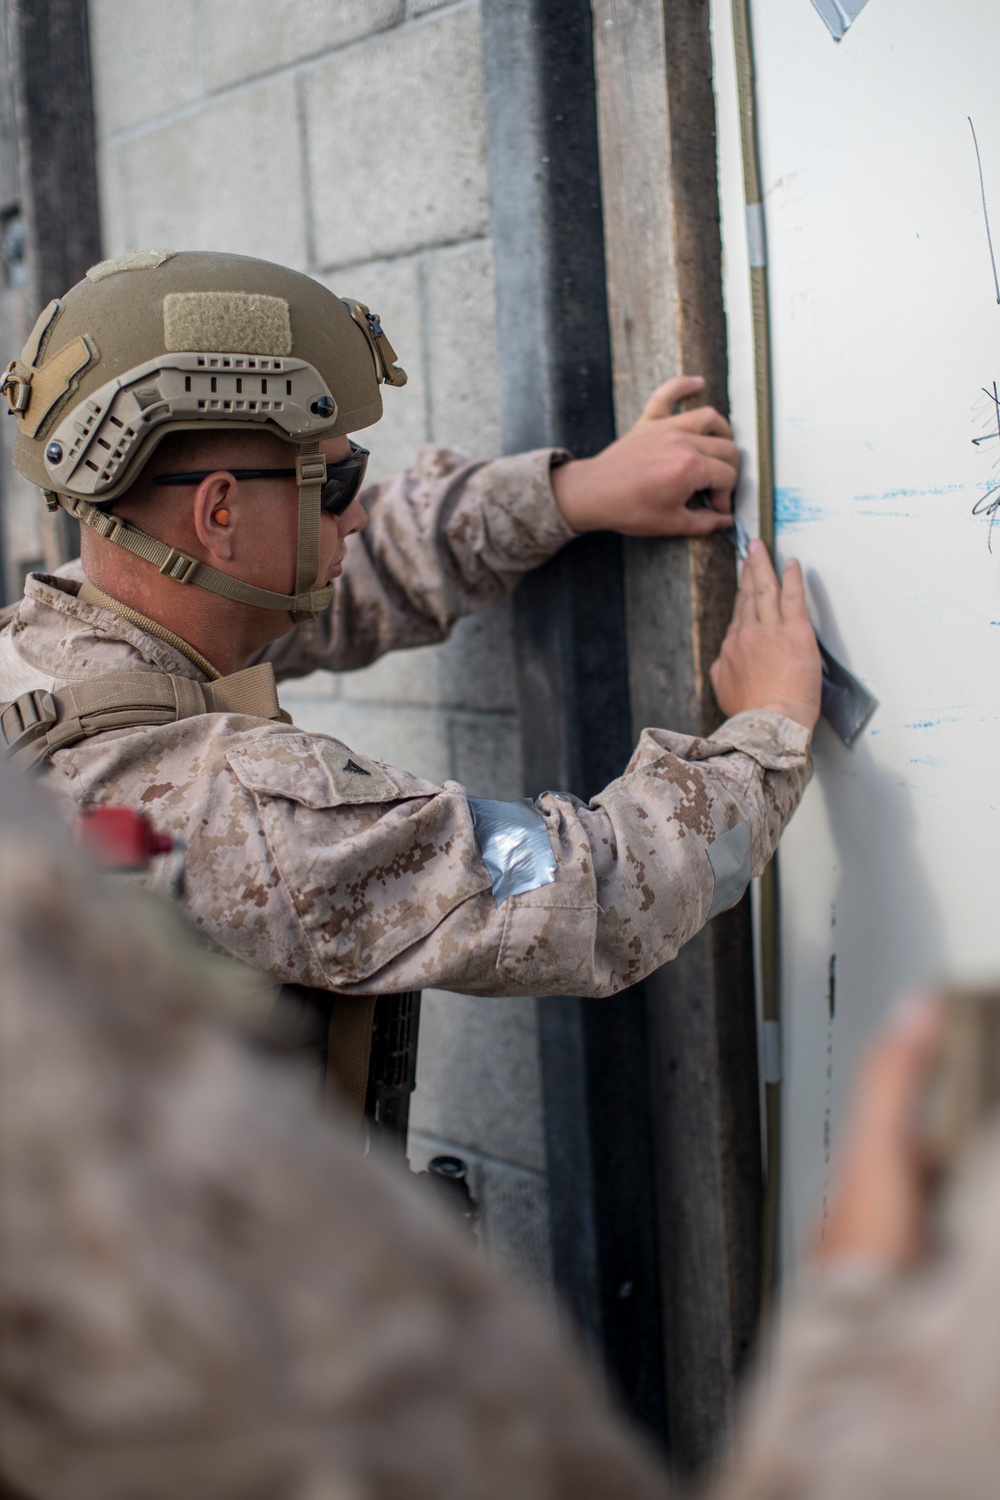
<box><xmin>0</xmin><ymin>249</ymin><xmax>406</xmax><ymax>621</ymax></box>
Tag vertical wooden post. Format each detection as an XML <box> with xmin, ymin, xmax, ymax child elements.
<box><xmin>481</xmin><ymin>0</ymin><xmax>669</xmax><ymax>1446</ymax></box>
<box><xmin>6</xmin><ymin>0</ymin><xmax>102</xmax><ymax>573</ymax></box>
<box><xmin>593</xmin><ymin>0</ymin><xmax>761</xmax><ymax>1477</ymax></box>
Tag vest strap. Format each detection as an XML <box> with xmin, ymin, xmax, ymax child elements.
<box><xmin>1</xmin><ymin>660</ymin><xmax>289</xmax><ymax>770</ymax></box>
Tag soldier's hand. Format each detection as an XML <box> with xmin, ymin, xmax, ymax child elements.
<box><xmin>550</xmin><ymin>375</ymin><xmax>739</xmax><ymax>536</ymax></box>
<box><xmin>710</xmin><ymin>541</ymin><xmax>822</xmax><ymax>732</ymax></box>
<box><xmin>812</xmin><ymin>996</ymin><xmax>943</xmax><ymax>1270</ymax></box>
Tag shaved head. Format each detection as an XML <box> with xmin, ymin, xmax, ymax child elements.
<box><xmin>112</xmin><ymin>428</ymin><xmax>295</xmax><ymax>522</ymax></box>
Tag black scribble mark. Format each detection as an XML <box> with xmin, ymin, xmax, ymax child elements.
<box><xmin>969</xmin><ymin>117</ymin><xmax>1000</xmax><ymax>305</ymax></box>
<box><xmin>971</xmin><ymin>380</ymin><xmax>1000</xmax><ymax>549</ymax></box>
<box><xmin>819</xmin><ymin>905</ymin><xmax>838</xmax><ymax>1246</ymax></box>
<box><xmin>827</xmin><ymin>951</ymin><xmax>836</xmax><ymax>1020</ymax></box>
<box><xmin>973</xmin><ymin>489</ymin><xmax>1000</xmax><ymax>549</ymax></box>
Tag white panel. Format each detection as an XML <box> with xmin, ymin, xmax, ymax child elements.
<box><xmin>710</xmin><ymin>0</ymin><xmax>1000</xmax><ymax>1278</ymax></box>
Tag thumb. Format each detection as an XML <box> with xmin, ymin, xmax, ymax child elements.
<box><xmin>640</xmin><ymin>374</ymin><xmax>705</xmax><ymax>422</ymax></box>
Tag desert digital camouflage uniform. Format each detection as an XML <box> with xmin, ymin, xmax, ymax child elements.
<box><xmin>9</xmin><ymin>768</ymin><xmax>999</xmax><ymax>1500</ymax></box>
<box><xmin>0</xmin><ymin>443</ymin><xmax>811</xmax><ymax>1003</ymax></box>
<box><xmin>0</xmin><ymin>766</ymin><xmax>675</xmax><ymax>1500</ymax></box>
<box><xmin>710</xmin><ymin>1119</ymin><xmax>1000</xmax><ymax>1500</ymax></box>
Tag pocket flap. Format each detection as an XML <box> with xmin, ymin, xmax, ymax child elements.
<box><xmin>228</xmin><ymin>733</ymin><xmax>403</xmax><ymax>808</ymax></box>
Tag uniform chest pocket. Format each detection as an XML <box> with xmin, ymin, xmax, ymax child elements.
<box><xmin>227</xmin><ymin>735</ymin><xmax>491</xmax><ymax>986</ymax></box>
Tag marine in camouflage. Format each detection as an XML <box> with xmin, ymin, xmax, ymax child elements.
<box><xmin>0</xmin><ymin>443</ymin><xmax>811</xmax><ymax>1000</ymax></box>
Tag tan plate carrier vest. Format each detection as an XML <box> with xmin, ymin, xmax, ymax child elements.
<box><xmin>0</xmin><ymin>655</ymin><xmax>375</xmax><ymax>1116</ymax></box>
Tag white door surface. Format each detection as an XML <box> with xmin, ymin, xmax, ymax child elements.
<box><xmin>710</xmin><ymin>0</ymin><xmax>1000</xmax><ymax>1271</ymax></box>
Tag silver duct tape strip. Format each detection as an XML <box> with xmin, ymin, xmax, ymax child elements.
<box><xmin>810</xmin><ymin>0</ymin><xmax>871</xmax><ymax>41</ymax></box>
<box><xmin>762</xmin><ymin>1019</ymin><xmax>782</xmax><ymax>1084</ymax></box>
<box><xmin>746</xmin><ymin>202</ymin><xmax>766</xmax><ymax>268</ymax></box>
<box><xmin>818</xmin><ymin>638</ymin><xmax>879</xmax><ymax>746</ymax></box>
<box><xmin>468</xmin><ymin>796</ymin><xmax>557</xmax><ymax>905</ymax></box>
<box><xmin>729</xmin><ymin>515</ymin><xmax>751</xmax><ymax>559</ymax></box>
<box><xmin>707</xmin><ymin>820</ymin><xmax>752</xmax><ymax>919</ymax></box>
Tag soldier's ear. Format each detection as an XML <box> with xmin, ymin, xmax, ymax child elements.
<box><xmin>192</xmin><ymin>472</ymin><xmax>237</xmax><ymax>561</ymax></box>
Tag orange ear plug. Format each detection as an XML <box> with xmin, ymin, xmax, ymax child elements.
<box><xmin>214</xmin><ymin>508</ymin><xmax>230</xmax><ymax>526</ymax></box>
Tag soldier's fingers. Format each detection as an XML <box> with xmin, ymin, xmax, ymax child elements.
<box><xmin>686</xmin><ymin>453</ymin><xmax>739</xmax><ymax>502</ymax></box>
<box><xmin>706</xmin><ymin>492</ymin><xmax>736</xmax><ymax>521</ymax></box>
<box><xmin>640</xmin><ymin>374</ymin><xmax>705</xmax><ymax>421</ymax></box>
<box><xmin>744</xmin><ymin>540</ymin><xmax>780</xmax><ymax>622</ymax></box>
<box><xmin>732</xmin><ymin>550</ymin><xmax>759</xmax><ymax>626</ymax></box>
<box><xmin>861</xmin><ymin>995</ymin><xmax>944</xmax><ymax>1136</ymax></box>
<box><xmin>685</xmin><ymin>505</ymin><xmax>736</xmax><ymax>535</ymax></box>
<box><xmin>679</xmin><ymin>433</ymin><xmax>740</xmax><ymax>468</ymax></box>
<box><xmin>812</xmin><ymin>994</ymin><xmax>943</xmax><ymax>1270</ymax></box>
<box><xmin>666</xmin><ymin>407</ymin><xmax>735</xmax><ymax>441</ymax></box>
<box><xmin>779</xmin><ymin>557</ymin><xmax>808</xmax><ymax>620</ymax></box>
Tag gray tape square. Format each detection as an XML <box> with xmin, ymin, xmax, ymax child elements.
<box><xmin>468</xmin><ymin>796</ymin><xmax>557</xmax><ymax>905</ymax></box>
<box><xmin>810</xmin><ymin>0</ymin><xmax>871</xmax><ymax>41</ymax></box>
<box><xmin>707</xmin><ymin>821</ymin><xmax>752</xmax><ymax>919</ymax></box>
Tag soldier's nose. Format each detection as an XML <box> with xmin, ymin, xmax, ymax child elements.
<box><xmin>337</xmin><ymin>497</ymin><xmax>368</xmax><ymax>537</ymax></box>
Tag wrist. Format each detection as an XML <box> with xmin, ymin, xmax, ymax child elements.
<box><xmin>757</xmin><ymin>699</ymin><xmax>817</xmax><ymax>736</ymax></box>
<box><xmin>758</xmin><ymin>699</ymin><xmax>821</xmax><ymax>735</ymax></box>
<box><xmin>549</xmin><ymin>456</ymin><xmax>593</xmax><ymax>534</ymax></box>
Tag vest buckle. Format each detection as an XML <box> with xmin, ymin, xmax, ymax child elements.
<box><xmin>0</xmin><ymin>689</ymin><xmax>57</xmax><ymax>751</ymax></box>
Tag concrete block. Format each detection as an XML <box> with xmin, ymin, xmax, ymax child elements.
<box><xmin>116</xmin><ymin>79</ymin><xmax>308</xmax><ymax>268</ymax></box>
<box><xmin>437</xmin><ymin>599</ymin><xmax>517</xmax><ymax>714</ymax></box>
<box><xmin>449</xmin><ymin>711</ymin><xmax>521</xmax><ymax>799</ymax></box>
<box><xmin>405</xmin><ymin>1129</ymin><xmax>481</xmax><ymax>1233</ymax></box>
<box><xmin>410</xmin><ymin>990</ymin><xmax>547</xmax><ymax>1171</ymax></box>
<box><xmin>423</xmin><ymin>241</ymin><xmax>502</xmax><ymax>459</ymax></box>
<box><xmin>200</xmin><ymin>0</ymin><xmax>403</xmax><ymax>91</ymax></box>
<box><xmin>3</xmin><ymin>472</ymin><xmax>43</xmax><ymax>581</ymax></box>
<box><xmin>406</xmin><ymin>1135</ymin><xmax>554</xmax><ymax>1311</ymax></box>
<box><xmin>95</xmin><ymin>144</ymin><xmax>129</xmax><ymax>260</ymax></box>
<box><xmin>288</xmin><ymin>698</ymin><xmax>451</xmax><ymax>785</ymax></box>
<box><xmin>336</xmin><ymin>640</ymin><xmax>450</xmax><ymax>712</ymax></box>
<box><xmin>275</xmin><ymin>669</ymin><xmax>336</xmax><ymax>704</ymax></box>
<box><xmin>319</xmin><ymin>258</ymin><xmax>427</xmax><ymax>486</ymax></box>
<box><xmin>476</xmin><ymin>1159</ymin><xmax>554</xmax><ymax>1310</ymax></box>
<box><xmin>89</xmin><ymin>0</ymin><xmax>201</xmax><ymax>136</ymax></box>
<box><xmin>305</xmin><ymin>5</ymin><xmax>490</xmax><ymax>268</ymax></box>
<box><xmin>338</xmin><ymin>601</ymin><xmax>516</xmax><ymax>713</ymax></box>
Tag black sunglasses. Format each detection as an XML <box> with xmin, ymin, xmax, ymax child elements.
<box><xmin>152</xmin><ymin>441</ymin><xmax>370</xmax><ymax>518</ymax></box>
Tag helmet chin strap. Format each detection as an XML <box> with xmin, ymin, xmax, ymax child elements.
<box><xmin>291</xmin><ymin>442</ymin><xmax>329</xmax><ymax>623</ymax></box>
<box><xmin>61</xmin><ymin>440</ymin><xmax>336</xmax><ymax>623</ymax></box>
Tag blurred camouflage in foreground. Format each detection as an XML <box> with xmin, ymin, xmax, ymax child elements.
<box><xmin>0</xmin><ymin>767</ymin><xmax>669</xmax><ymax>1500</ymax></box>
<box><xmin>9</xmin><ymin>763</ymin><xmax>1000</xmax><ymax>1500</ymax></box>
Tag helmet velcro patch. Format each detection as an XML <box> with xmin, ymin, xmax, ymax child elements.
<box><xmin>163</xmin><ymin>292</ymin><xmax>292</xmax><ymax>357</ymax></box>
<box><xmin>86</xmin><ymin>249</ymin><xmax>175</xmax><ymax>282</ymax></box>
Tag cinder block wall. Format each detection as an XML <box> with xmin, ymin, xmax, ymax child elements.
<box><xmin>88</xmin><ymin>0</ymin><xmax>552</xmax><ymax>1304</ymax></box>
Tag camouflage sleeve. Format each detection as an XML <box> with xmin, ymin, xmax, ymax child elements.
<box><xmin>1</xmin><ymin>775</ymin><xmax>674</xmax><ymax>1500</ymax></box>
<box><xmin>710</xmin><ymin>1134</ymin><xmax>1000</xmax><ymax>1499</ymax></box>
<box><xmin>708</xmin><ymin>1266</ymin><xmax>899</xmax><ymax>1500</ymax></box>
<box><xmin>200</xmin><ymin>709</ymin><xmax>811</xmax><ymax>997</ymax></box>
<box><xmin>258</xmin><ymin>445</ymin><xmax>574</xmax><ymax>679</ymax></box>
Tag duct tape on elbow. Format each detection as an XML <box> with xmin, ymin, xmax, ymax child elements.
<box><xmin>468</xmin><ymin>796</ymin><xmax>557</xmax><ymax>905</ymax></box>
<box><xmin>707</xmin><ymin>821</ymin><xmax>752</xmax><ymax>919</ymax></box>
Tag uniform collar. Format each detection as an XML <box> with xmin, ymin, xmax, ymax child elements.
<box><xmin>15</xmin><ymin>569</ymin><xmax>214</xmax><ymax>683</ymax></box>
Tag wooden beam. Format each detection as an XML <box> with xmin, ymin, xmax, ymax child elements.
<box><xmin>593</xmin><ymin>0</ymin><xmax>761</xmax><ymax>1478</ymax></box>
<box><xmin>481</xmin><ymin>0</ymin><xmax>669</xmax><ymax>1446</ymax></box>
